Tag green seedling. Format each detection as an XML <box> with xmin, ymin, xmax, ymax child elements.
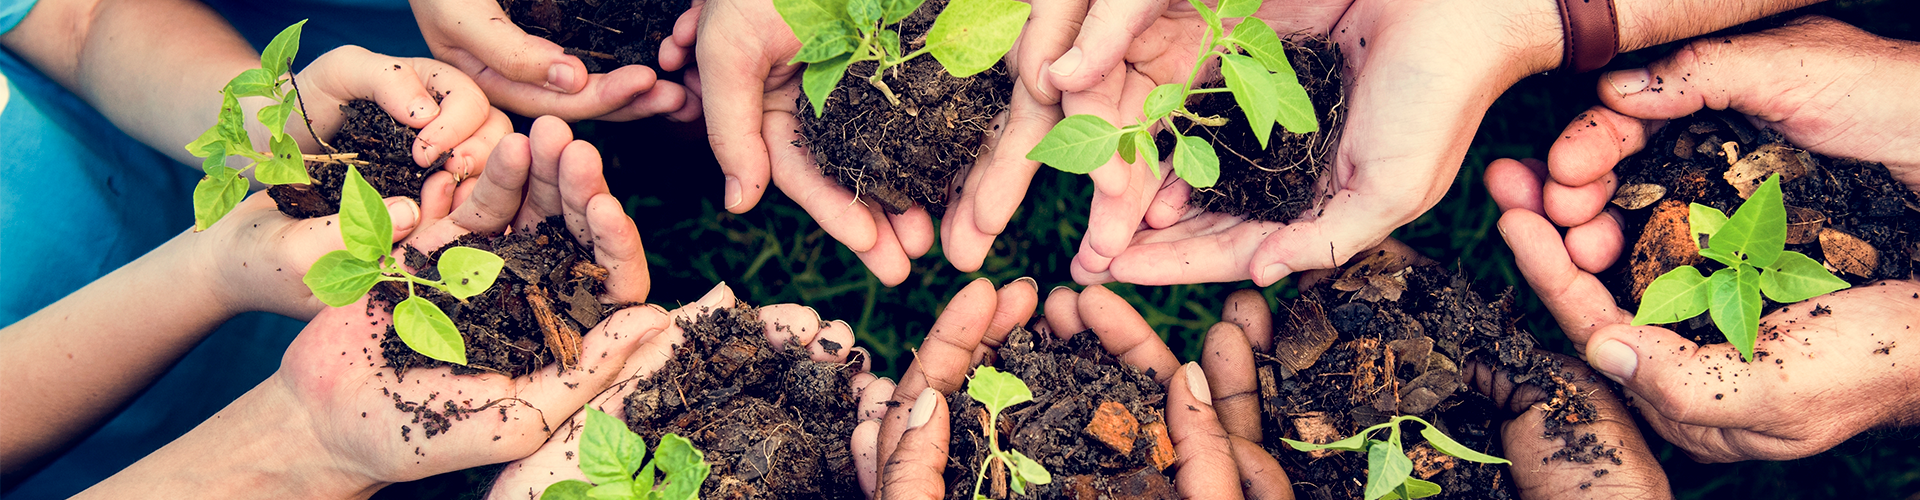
<box><xmin>1281</xmin><ymin>415</ymin><xmax>1509</xmax><ymax>500</ymax></box>
<box><xmin>186</xmin><ymin>19</ymin><xmax>365</xmax><ymax>231</ymax></box>
<box><xmin>1632</xmin><ymin>173</ymin><xmax>1849</xmax><ymax>361</ymax></box>
<box><xmin>1026</xmin><ymin>0</ymin><xmax>1317</xmax><ymax>189</ymax></box>
<box><xmin>543</xmin><ymin>406</ymin><xmax>712</xmax><ymax>500</ymax></box>
<box><xmin>300</xmin><ymin>165</ymin><xmax>504</xmax><ymax>366</ymax></box>
<box><xmin>966</xmin><ymin>366</ymin><xmax>1052</xmax><ymax>499</ymax></box>
<box><xmin>774</xmin><ymin>0</ymin><xmax>1030</xmax><ymax>115</ymax></box>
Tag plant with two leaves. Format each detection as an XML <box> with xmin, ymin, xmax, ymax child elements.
<box><xmin>775</xmin><ymin>0</ymin><xmax>1030</xmax><ymax>115</ymax></box>
<box><xmin>185</xmin><ymin>20</ymin><xmax>362</xmax><ymax>231</ymax></box>
<box><xmin>1281</xmin><ymin>415</ymin><xmax>1510</xmax><ymax>500</ymax></box>
<box><xmin>965</xmin><ymin>366</ymin><xmax>1052</xmax><ymax>499</ymax></box>
<box><xmin>1631</xmin><ymin>173</ymin><xmax>1850</xmax><ymax>361</ymax></box>
<box><xmin>300</xmin><ymin>166</ymin><xmax>504</xmax><ymax>366</ymax></box>
<box><xmin>1026</xmin><ymin>0</ymin><xmax>1317</xmax><ymax>189</ymax></box>
<box><xmin>543</xmin><ymin>406</ymin><xmax>712</xmax><ymax>500</ymax></box>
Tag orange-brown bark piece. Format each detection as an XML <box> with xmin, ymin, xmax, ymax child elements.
<box><xmin>1629</xmin><ymin>200</ymin><xmax>1707</xmax><ymax>302</ymax></box>
<box><xmin>1289</xmin><ymin>411</ymin><xmax>1343</xmax><ymax>459</ymax></box>
<box><xmin>1143</xmin><ymin>422</ymin><xmax>1176</xmax><ymax>471</ymax></box>
<box><xmin>1084</xmin><ymin>401</ymin><xmax>1140</xmax><ymax>455</ymax></box>
<box><xmin>1409</xmin><ymin>443</ymin><xmax>1456</xmax><ymax>479</ymax></box>
<box><xmin>526</xmin><ymin>283</ymin><xmax>582</xmax><ymax>370</ymax></box>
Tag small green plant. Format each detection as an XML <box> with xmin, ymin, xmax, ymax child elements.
<box><xmin>543</xmin><ymin>406</ymin><xmax>712</xmax><ymax>500</ymax></box>
<box><xmin>1632</xmin><ymin>173</ymin><xmax>1850</xmax><ymax>361</ymax></box>
<box><xmin>185</xmin><ymin>19</ymin><xmax>363</xmax><ymax>231</ymax></box>
<box><xmin>1025</xmin><ymin>0</ymin><xmax>1317</xmax><ymax>189</ymax></box>
<box><xmin>301</xmin><ymin>165</ymin><xmax>503</xmax><ymax>365</ymax></box>
<box><xmin>1281</xmin><ymin>415</ymin><xmax>1509</xmax><ymax>500</ymax></box>
<box><xmin>965</xmin><ymin>366</ymin><xmax>1052</xmax><ymax>499</ymax></box>
<box><xmin>774</xmin><ymin>0</ymin><xmax>1030</xmax><ymax>115</ymax></box>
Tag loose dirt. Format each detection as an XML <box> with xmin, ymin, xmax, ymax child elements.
<box><xmin>271</xmin><ymin>99</ymin><xmax>450</xmax><ymax>218</ymax></box>
<box><xmin>1175</xmin><ymin>37</ymin><xmax>1345</xmax><ymax>223</ymax></box>
<box><xmin>501</xmin><ymin>0</ymin><xmax>692</xmax><ymax>72</ymax></box>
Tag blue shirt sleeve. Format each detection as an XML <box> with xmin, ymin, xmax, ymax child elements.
<box><xmin>0</xmin><ymin>0</ymin><xmax>35</xmax><ymax>35</ymax></box>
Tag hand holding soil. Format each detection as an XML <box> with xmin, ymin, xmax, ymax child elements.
<box><xmin>410</xmin><ymin>0</ymin><xmax>697</xmax><ymax>122</ymax></box>
<box><xmin>1461</xmin><ymin>352</ymin><xmax>1671</xmax><ymax>498</ymax></box>
<box><xmin>292</xmin><ymin>46</ymin><xmax>513</xmax><ymax>177</ymax></box>
<box><xmin>205</xmin><ymin>188</ymin><xmax>425</xmax><ymax>321</ymax></box>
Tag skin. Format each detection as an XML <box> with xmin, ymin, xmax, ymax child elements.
<box><xmin>67</xmin><ymin>118</ymin><xmax>667</xmax><ymax>498</ymax></box>
<box><xmin>408</xmin><ymin>0</ymin><xmax>701</xmax><ymax>122</ymax></box>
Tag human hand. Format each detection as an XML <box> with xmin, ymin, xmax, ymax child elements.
<box><xmin>1463</xmin><ymin>351</ymin><xmax>1671</xmax><ymax>499</ymax></box>
<box><xmin>1538</xmin><ymin>16</ymin><xmax>1920</xmax><ymax>232</ymax></box>
<box><xmin>408</xmin><ymin>0</ymin><xmax>696</xmax><ymax>122</ymax></box>
<box><xmin>197</xmin><ymin>190</ymin><xmax>421</xmax><ymax>321</ymax></box>
<box><xmin>290</xmin><ymin>46</ymin><xmax>513</xmax><ymax>176</ymax></box>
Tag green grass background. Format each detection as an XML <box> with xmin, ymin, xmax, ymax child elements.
<box><xmin>379</xmin><ymin>1</ymin><xmax>1919</xmax><ymax>497</ymax></box>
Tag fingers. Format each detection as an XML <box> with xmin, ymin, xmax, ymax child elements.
<box><xmin>463</xmin><ymin>61</ymin><xmax>677</xmax><ymax>121</ymax></box>
<box><xmin>759</xmin><ymin>304</ymin><xmax>824</xmax><ymax>350</ymax></box>
<box><xmin>1105</xmin><ymin>214</ymin><xmax>1280</xmax><ymax>285</ymax></box>
<box><xmin>1246</xmin><ymin>187</ymin><xmax>1423</xmax><ymax>286</ymax></box>
<box><xmin>1201</xmin><ymin>322</ymin><xmax>1261</xmax><ymax>442</ymax></box>
<box><xmin>890</xmin><ymin>208</ymin><xmax>936</xmax><ymax>259</ymax></box>
<box><xmin>812</xmin><ymin>320</ymin><xmax>857</xmax><ymax>363</ymax></box>
<box><xmin>517</xmin><ymin>304</ymin><xmax>672</xmax><ymax>431</ymax></box>
<box><xmin>587</xmin><ymin>193</ymin><xmax>650</xmax><ymax>303</ymax></box>
<box><xmin>1543</xmin><ymin>171</ymin><xmax>1617</xmax><ymax>228</ymax></box>
<box><xmin>1220</xmin><ymin>289</ymin><xmax>1272</xmax><ymax>352</ymax></box>
<box><xmin>764</xmin><ymin>103</ymin><xmax>879</xmax><ymax>253</ymax></box>
<box><xmin>975</xmin><ymin>65</ymin><xmax>1062</xmax><ymax>235</ymax></box>
<box><xmin>554</xmin><ymin>140</ymin><xmax>613</xmax><ymax>244</ymax></box>
<box><xmin>1230</xmin><ymin>437</ymin><xmax>1295</xmax><ymax>500</ymax></box>
<box><xmin>879</xmin><ymin>388</ymin><xmax>950</xmax><ymax>500</ymax></box>
<box><xmin>879</xmin><ymin>279</ymin><xmax>1001</xmax><ymax>462</ymax></box>
<box><xmin>1078</xmin><ymin>284</ymin><xmax>1179</xmax><ymax>383</ymax></box>
<box><xmin>1583</xmin><ymin>325</ymin><xmax>1769</xmax><ymax>430</ymax></box>
<box><xmin>1496</xmin><ymin>208</ymin><xmax>1629</xmax><ymax>348</ymax></box>
<box><xmin>852</xmin><ymin>420</ymin><xmax>883</xmax><ymax>499</ymax></box>
<box><xmin>1167</xmin><ymin>363</ymin><xmax>1243</xmax><ymax>500</ymax></box>
<box><xmin>983</xmin><ymin>277</ymin><xmax>1041</xmax><ymax>351</ymax></box>
<box><xmin>414</xmin><ymin>0</ymin><xmax>586</xmax><ymax>92</ymax></box>
<box><xmin>853</xmin><ymin>205</ymin><xmax>913</xmax><ymax>286</ymax></box>
<box><xmin>700</xmin><ymin>6</ymin><xmax>801</xmax><ymax>213</ymax></box>
<box><xmin>658</xmin><ymin>1</ymin><xmax>701</xmax><ymax>72</ymax></box>
<box><xmin>1042</xmin><ymin>286</ymin><xmax>1084</xmax><ymax>338</ymax></box>
<box><xmin>445</xmin><ymin>107</ymin><xmax>515</xmax><ymax>182</ymax></box>
<box><xmin>1014</xmin><ymin>0</ymin><xmax>1087</xmax><ymax>104</ymax></box>
<box><xmin>1564</xmin><ymin>209</ymin><xmax>1626</xmax><ymax>274</ymax></box>
<box><xmin>859</xmin><ymin>377</ymin><xmax>897</xmax><ymax>422</ymax></box>
<box><xmin>1047</xmin><ymin>0</ymin><xmax>1167</xmax><ymax>93</ymax></box>
<box><xmin>1484</xmin><ymin>352</ymin><xmax>1671</xmax><ymax>499</ymax></box>
<box><xmin>400</xmin><ymin>58</ymin><xmax>493</xmax><ymax>168</ymax></box>
<box><xmin>1484</xmin><ymin>157</ymin><xmax>1549</xmax><ymax>215</ymax></box>
<box><xmin>1545</xmin><ymin>106</ymin><xmax>1649</xmax><ymax>189</ymax></box>
<box><xmin>513</xmin><ymin>116</ymin><xmax>576</xmax><ymax>231</ymax></box>
<box><xmin>405</xmin><ymin>133</ymin><xmax>532</xmax><ymax>251</ymax></box>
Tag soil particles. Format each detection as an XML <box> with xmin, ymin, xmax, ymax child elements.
<box><xmin>795</xmin><ymin>0</ymin><xmax>1013</xmax><ymax>218</ymax></box>
<box><xmin>500</xmin><ymin>0</ymin><xmax>692</xmax><ymax>72</ymax></box>
<box><xmin>1255</xmin><ymin>253</ymin><xmax>1611</xmax><ymax>500</ymax></box>
<box><xmin>944</xmin><ymin>327</ymin><xmax>1177</xmax><ymax>500</ymax></box>
<box><xmin>375</xmin><ymin>215</ymin><xmax>615</xmax><ymax>379</ymax></box>
<box><xmin>271</xmin><ymin>99</ymin><xmax>450</xmax><ymax>218</ymax></box>
<box><xmin>620</xmin><ymin>304</ymin><xmax>863</xmax><ymax>499</ymax></box>
<box><xmin>1606</xmin><ymin>110</ymin><xmax>1920</xmax><ymax>344</ymax></box>
<box><xmin>1174</xmin><ymin>37</ymin><xmax>1345</xmax><ymax>223</ymax></box>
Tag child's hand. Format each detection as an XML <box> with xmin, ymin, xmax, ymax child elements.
<box><xmin>283</xmin><ymin>46</ymin><xmax>515</xmax><ymax>179</ymax></box>
<box><xmin>193</xmin><ymin>191</ymin><xmax>422</xmax><ymax>321</ymax></box>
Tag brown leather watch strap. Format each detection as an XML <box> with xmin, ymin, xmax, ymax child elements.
<box><xmin>1558</xmin><ymin>0</ymin><xmax>1620</xmax><ymax>73</ymax></box>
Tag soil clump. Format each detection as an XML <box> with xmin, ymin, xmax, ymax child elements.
<box><xmin>1173</xmin><ymin>37</ymin><xmax>1344</xmax><ymax>223</ymax></box>
<box><xmin>271</xmin><ymin>99</ymin><xmax>451</xmax><ymax>218</ymax></box>
<box><xmin>501</xmin><ymin>0</ymin><xmax>692</xmax><ymax>72</ymax></box>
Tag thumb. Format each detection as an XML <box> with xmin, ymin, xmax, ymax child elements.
<box><xmin>1047</xmin><ymin>0</ymin><xmax>1166</xmax><ymax>93</ymax></box>
<box><xmin>1585</xmin><ymin>324</ymin><xmax>1765</xmax><ymax>430</ymax></box>
<box><xmin>384</xmin><ymin>196</ymin><xmax>421</xmax><ymax>242</ymax></box>
<box><xmin>879</xmin><ymin>388</ymin><xmax>950</xmax><ymax>500</ymax></box>
<box><xmin>426</xmin><ymin>5</ymin><xmax>587</xmax><ymax>93</ymax></box>
<box><xmin>1168</xmin><ymin>362</ymin><xmax>1244</xmax><ymax>499</ymax></box>
<box><xmin>1594</xmin><ymin>17</ymin><xmax>1852</xmax><ymax>123</ymax></box>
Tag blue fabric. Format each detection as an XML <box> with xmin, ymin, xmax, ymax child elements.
<box><xmin>0</xmin><ymin>0</ymin><xmax>31</xmax><ymax>36</ymax></box>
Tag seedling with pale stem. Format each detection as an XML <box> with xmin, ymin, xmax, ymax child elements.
<box><xmin>964</xmin><ymin>366</ymin><xmax>1052</xmax><ymax>499</ymax></box>
<box><xmin>542</xmin><ymin>406</ymin><xmax>712</xmax><ymax>500</ymax></box>
<box><xmin>1281</xmin><ymin>415</ymin><xmax>1510</xmax><ymax>500</ymax></box>
<box><xmin>774</xmin><ymin>0</ymin><xmax>1029</xmax><ymax>114</ymax></box>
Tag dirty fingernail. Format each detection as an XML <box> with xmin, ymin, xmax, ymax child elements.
<box><xmin>907</xmin><ymin>388</ymin><xmax>939</xmax><ymax>430</ymax></box>
<box><xmin>409</xmin><ymin>96</ymin><xmax>440</xmax><ymax>122</ymax></box>
<box><xmin>1589</xmin><ymin>339</ymin><xmax>1639</xmax><ymax>383</ymax></box>
<box><xmin>548</xmin><ymin>64</ymin><xmax>579</xmax><ymax>93</ymax></box>
<box><xmin>386</xmin><ymin>198</ymin><xmax>420</xmax><ymax>231</ymax></box>
<box><xmin>1049</xmin><ymin>47</ymin><xmax>1083</xmax><ymax>78</ymax></box>
<box><xmin>1258</xmin><ymin>263</ymin><xmax>1292</xmax><ymax>285</ymax></box>
<box><xmin>1607</xmin><ymin>68</ymin><xmax>1651</xmax><ymax>96</ymax></box>
<box><xmin>723</xmin><ymin>175</ymin><xmax>743</xmax><ymax>210</ymax></box>
<box><xmin>1012</xmin><ymin>276</ymin><xmax>1037</xmax><ymax>290</ymax></box>
<box><xmin>1183</xmin><ymin>362</ymin><xmax>1212</xmax><ymax>402</ymax></box>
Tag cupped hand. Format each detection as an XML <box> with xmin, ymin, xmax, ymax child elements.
<box><xmin>1541</xmin><ymin>16</ymin><xmax>1920</xmax><ymax>230</ymax></box>
<box><xmin>408</xmin><ymin>0</ymin><xmax>695</xmax><ymax>122</ymax></box>
<box><xmin>293</xmin><ymin>46</ymin><xmax>513</xmax><ymax>177</ymax></box>
<box><xmin>1464</xmin><ymin>351</ymin><xmax>1671</xmax><ymax>498</ymax></box>
<box><xmin>200</xmin><ymin>189</ymin><xmax>421</xmax><ymax>321</ymax></box>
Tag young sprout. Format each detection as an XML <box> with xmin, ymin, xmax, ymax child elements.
<box><xmin>1281</xmin><ymin>415</ymin><xmax>1509</xmax><ymax>500</ymax></box>
<box><xmin>542</xmin><ymin>406</ymin><xmax>713</xmax><ymax>500</ymax></box>
<box><xmin>300</xmin><ymin>165</ymin><xmax>504</xmax><ymax>365</ymax></box>
<box><xmin>1632</xmin><ymin>173</ymin><xmax>1850</xmax><ymax>361</ymax></box>
<box><xmin>965</xmin><ymin>366</ymin><xmax>1052</xmax><ymax>499</ymax></box>
<box><xmin>1026</xmin><ymin>0</ymin><xmax>1317</xmax><ymax>190</ymax></box>
<box><xmin>774</xmin><ymin>0</ymin><xmax>1030</xmax><ymax>114</ymax></box>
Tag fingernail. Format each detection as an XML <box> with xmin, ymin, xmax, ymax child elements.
<box><xmin>723</xmin><ymin>175</ymin><xmax>743</xmax><ymax>210</ymax></box>
<box><xmin>386</xmin><ymin>198</ymin><xmax>420</xmax><ymax>230</ymax></box>
<box><xmin>1258</xmin><ymin>263</ymin><xmax>1292</xmax><ymax>285</ymax></box>
<box><xmin>548</xmin><ymin>64</ymin><xmax>579</xmax><ymax>93</ymax></box>
<box><xmin>1183</xmin><ymin>362</ymin><xmax>1212</xmax><ymax>402</ymax></box>
<box><xmin>1050</xmin><ymin>47</ymin><xmax>1083</xmax><ymax>78</ymax></box>
<box><xmin>697</xmin><ymin>282</ymin><xmax>729</xmax><ymax>307</ymax></box>
<box><xmin>1013</xmin><ymin>276</ymin><xmax>1037</xmax><ymax>291</ymax></box>
<box><xmin>907</xmin><ymin>388</ymin><xmax>939</xmax><ymax>430</ymax></box>
<box><xmin>1050</xmin><ymin>285</ymin><xmax>1074</xmax><ymax>296</ymax></box>
<box><xmin>1607</xmin><ymin>68</ymin><xmax>1651</xmax><ymax>96</ymax></box>
<box><xmin>409</xmin><ymin>96</ymin><xmax>440</xmax><ymax>121</ymax></box>
<box><xmin>1589</xmin><ymin>339</ymin><xmax>1639</xmax><ymax>383</ymax></box>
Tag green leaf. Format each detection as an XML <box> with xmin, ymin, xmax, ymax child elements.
<box><xmin>1708</xmin><ymin>266</ymin><xmax>1762</xmax><ymax>362</ymax></box>
<box><xmin>258</xmin><ymin>90</ymin><xmax>299</xmax><ymax>138</ymax></box>
<box><xmin>1380</xmin><ymin>478</ymin><xmax>1443</xmax><ymax>500</ymax></box>
<box><xmin>1117</xmin><ymin>130</ymin><xmax>1138</xmax><ymax>164</ymax></box>
<box><xmin>848</xmin><ymin>0</ymin><xmax>881</xmax><ymax>26</ymax></box>
<box><xmin>1027</xmin><ymin>114</ymin><xmax>1122</xmax><ymax>174</ymax></box>
<box><xmin>880</xmin><ymin>0</ymin><xmax>925</xmax><ymax>24</ymax></box>
<box><xmin>581</xmin><ymin>406</ymin><xmax>647</xmax><ymax>484</ymax></box>
<box><xmin>1689</xmin><ymin>203</ymin><xmax>1728</xmax><ymax>238</ymax></box>
<box><xmin>1631</xmin><ymin>265</ymin><xmax>1712</xmax><ymax>326</ymax></box>
<box><xmin>791</xmin><ymin>25</ymin><xmax>857</xmax><ymax>64</ymax></box>
<box><xmin>655</xmin><ymin>434</ymin><xmax>710</xmax><ymax>500</ymax></box>
<box><xmin>261</xmin><ymin>20</ymin><xmax>307</xmax><ymax>76</ymax></box>
<box><xmin>967</xmin><ymin>366</ymin><xmax>1035</xmax><ymax>414</ymax></box>
<box><xmin>1007</xmin><ymin>449</ymin><xmax>1052</xmax><ymax>485</ymax></box>
<box><xmin>224</xmin><ymin>68</ymin><xmax>279</xmax><ymax>99</ymax></box>
<box><xmin>774</xmin><ymin>0</ymin><xmax>852</xmax><ymax>46</ymax></box>
<box><xmin>1216</xmin><ymin>0</ymin><xmax>1259</xmax><ymax>19</ymax></box>
<box><xmin>1009</xmin><ymin>467</ymin><xmax>1027</xmax><ymax>495</ymax></box>
<box><xmin>1416</xmin><ymin>422</ymin><xmax>1509</xmax><ymax>464</ymax></box>
<box><xmin>541</xmin><ymin>480</ymin><xmax>595</xmax><ymax>500</ymax></box>
<box><xmin>586</xmin><ymin>479</ymin><xmax>636</xmax><ymax>500</ymax></box>
<box><xmin>634</xmin><ymin>460</ymin><xmax>657</xmax><ymax>498</ymax></box>
<box><xmin>1708</xmin><ymin>174</ymin><xmax>1787</xmax><ymax>268</ymax></box>
<box><xmin>1230</xmin><ymin>18</ymin><xmax>1291</xmax><ymax>76</ymax></box>
<box><xmin>1273</xmin><ymin>77</ymin><xmax>1317</xmax><ymax>134</ymax></box>
<box><xmin>1364</xmin><ymin>438</ymin><xmax>1414</xmax><ymax>500</ymax></box>
<box><xmin>1759</xmin><ymin>251</ymin><xmax>1849</xmax><ymax>303</ymax></box>
<box><xmin>339</xmin><ymin>165</ymin><xmax>393</xmax><ymax>262</ymax></box>
<box><xmin>925</xmin><ymin>0</ymin><xmax>1031</xmax><ymax>78</ymax></box>
<box><xmin>1184</xmin><ymin>0</ymin><xmax>1221</xmax><ymax>35</ymax></box>
<box><xmin>303</xmin><ymin>250</ymin><xmax>383</xmax><ymax>307</ymax></box>
<box><xmin>185</xmin><ymin>122</ymin><xmax>228</xmax><ymax>159</ymax></box>
<box><xmin>256</xmin><ymin>133</ymin><xmax>310</xmax><ymax>185</ymax></box>
<box><xmin>393</xmin><ymin>295</ymin><xmax>467</xmax><ymax>365</ymax></box>
<box><xmin>1142</xmin><ymin>83</ymin><xmax>1185</xmax><ymax>121</ymax></box>
<box><xmin>192</xmin><ymin>166</ymin><xmax>248</xmax><ymax>231</ymax></box>
<box><xmin>1135</xmin><ymin>130</ymin><xmax>1160</xmax><ymax>165</ymax></box>
<box><xmin>1280</xmin><ymin>431</ymin><xmax>1372</xmax><ymax>453</ymax></box>
<box><xmin>1219</xmin><ymin>54</ymin><xmax>1278</xmax><ymax>148</ymax></box>
<box><xmin>802</xmin><ymin>54</ymin><xmax>854</xmax><ymax>117</ymax></box>
<box><xmin>879</xmin><ymin>29</ymin><xmax>903</xmax><ymax>60</ymax></box>
<box><xmin>438</xmin><ymin>246</ymin><xmax>505</xmax><ymax>300</ymax></box>
<box><xmin>1171</xmin><ymin>134</ymin><xmax>1219</xmax><ymax>188</ymax></box>
<box><xmin>215</xmin><ymin>93</ymin><xmax>253</xmax><ymax>156</ymax></box>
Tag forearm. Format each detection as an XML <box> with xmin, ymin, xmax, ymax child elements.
<box><xmin>0</xmin><ymin>230</ymin><xmax>237</xmax><ymax>472</ymax></box>
<box><xmin>1505</xmin><ymin>0</ymin><xmax>1822</xmax><ymax>73</ymax></box>
<box><xmin>75</xmin><ymin>377</ymin><xmax>383</xmax><ymax>500</ymax></box>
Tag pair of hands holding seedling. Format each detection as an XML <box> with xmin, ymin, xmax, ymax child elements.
<box><xmin>1489</xmin><ymin>16</ymin><xmax>1920</xmax><ymax>464</ymax></box>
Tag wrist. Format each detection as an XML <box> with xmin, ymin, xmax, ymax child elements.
<box><xmin>1611</xmin><ymin>0</ymin><xmax>1821</xmax><ymax>54</ymax></box>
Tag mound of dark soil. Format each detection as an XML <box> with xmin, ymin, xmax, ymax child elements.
<box><xmin>1255</xmin><ymin>253</ymin><xmax>1610</xmax><ymax>500</ymax></box>
<box><xmin>944</xmin><ymin>327</ymin><xmax>1177</xmax><ymax>500</ymax></box>
<box><xmin>501</xmin><ymin>0</ymin><xmax>691</xmax><ymax>72</ymax></box>
<box><xmin>1173</xmin><ymin>37</ymin><xmax>1344</xmax><ymax>223</ymax></box>
<box><xmin>795</xmin><ymin>0</ymin><xmax>1013</xmax><ymax>218</ymax></box>
<box><xmin>1605</xmin><ymin>110</ymin><xmax>1920</xmax><ymax>343</ymax></box>
<box><xmin>374</xmin><ymin>215</ymin><xmax>614</xmax><ymax>379</ymax></box>
<box><xmin>271</xmin><ymin>99</ymin><xmax>451</xmax><ymax>218</ymax></box>
<box><xmin>620</xmin><ymin>304</ymin><xmax>864</xmax><ymax>499</ymax></box>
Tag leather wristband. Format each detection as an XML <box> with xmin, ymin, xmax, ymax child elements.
<box><xmin>1557</xmin><ymin>0</ymin><xmax>1620</xmax><ymax>73</ymax></box>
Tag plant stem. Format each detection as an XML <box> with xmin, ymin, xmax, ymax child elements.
<box><xmin>1180</xmin><ymin>26</ymin><xmax>1223</xmax><ymax>100</ymax></box>
<box><xmin>285</xmin><ymin>73</ymin><xmax>339</xmax><ymax>155</ymax></box>
<box><xmin>1188</xmin><ymin>87</ymin><xmax>1232</xmax><ymax>94</ymax></box>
